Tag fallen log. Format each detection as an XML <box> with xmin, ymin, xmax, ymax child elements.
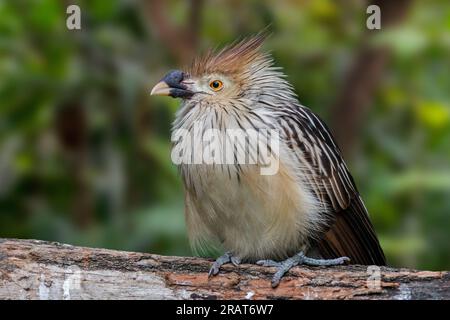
<box><xmin>0</xmin><ymin>238</ymin><xmax>448</xmax><ymax>300</ymax></box>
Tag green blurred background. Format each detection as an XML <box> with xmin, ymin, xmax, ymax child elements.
<box><xmin>1</xmin><ymin>0</ymin><xmax>449</xmax><ymax>270</ymax></box>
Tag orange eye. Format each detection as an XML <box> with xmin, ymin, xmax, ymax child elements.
<box><xmin>209</xmin><ymin>80</ymin><xmax>223</xmax><ymax>91</ymax></box>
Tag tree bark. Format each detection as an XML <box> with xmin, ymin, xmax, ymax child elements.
<box><xmin>0</xmin><ymin>238</ymin><xmax>448</xmax><ymax>300</ymax></box>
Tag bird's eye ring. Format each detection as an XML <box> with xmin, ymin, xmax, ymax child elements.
<box><xmin>209</xmin><ymin>80</ymin><xmax>223</xmax><ymax>91</ymax></box>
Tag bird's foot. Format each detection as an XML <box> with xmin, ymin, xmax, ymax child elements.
<box><xmin>257</xmin><ymin>252</ymin><xmax>350</xmax><ymax>288</ymax></box>
<box><xmin>208</xmin><ymin>252</ymin><xmax>241</xmax><ymax>278</ymax></box>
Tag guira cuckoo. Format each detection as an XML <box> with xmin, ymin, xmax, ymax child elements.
<box><xmin>151</xmin><ymin>34</ymin><xmax>386</xmax><ymax>287</ymax></box>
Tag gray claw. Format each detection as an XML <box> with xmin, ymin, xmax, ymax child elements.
<box><xmin>256</xmin><ymin>259</ymin><xmax>281</xmax><ymax>267</ymax></box>
<box><xmin>208</xmin><ymin>264</ymin><xmax>220</xmax><ymax>277</ymax></box>
<box><xmin>231</xmin><ymin>256</ymin><xmax>241</xmax><ymax>266</ymax></box>
<box><xmin>208</xmin><ymin>252</ymin><xmax>240</xmax><ymax>278</ymax></box>
<box><xmin>302</xmin><ymin>255</ymin><xmax>350</xmax><ymax>266</ymax></box>
<box><xmin>262</xmin><ymin>252</ymin><xmax>351</xmax><ymax>288</ymax></box>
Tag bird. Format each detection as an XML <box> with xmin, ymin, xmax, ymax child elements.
<box><xmin>150</xmin><ymin>33</ymin><xmax>386</xmax><ymax>287</ymax></box>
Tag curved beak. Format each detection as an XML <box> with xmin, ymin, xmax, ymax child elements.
<box><xmin>150</xmin><ymin>81</ymin><xmax>171</xmax><ymax>96</ymax></box>
<box><xmin>150</xmin><ymin>70</ymin><xmax>194</xmax><ymax>99</ymax></box>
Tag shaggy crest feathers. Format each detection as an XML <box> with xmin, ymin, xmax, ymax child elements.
<box><xmin>188</xmin><ymin>32</ymin><xmax>270</xmax><ymax>78</ymax></box>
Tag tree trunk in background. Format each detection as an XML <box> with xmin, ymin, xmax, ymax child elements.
<box><xmin>330</xmin><ymin>0</ymin><xmax>412</xmax><ymax>157</ymax></box>
<box><xmin>144</xmin><ymin>0</ymin><xmax>204</xmax><ymax>65</ymax></box>
<box><xmin>1</xmin><ymin>239</ymin><xmax>449</xmax><ymax>300</ymax></box>
<box><xmin>55</xmin><ymin>103</ymin><xmax>93</xmax><ymax>228</ymax></box>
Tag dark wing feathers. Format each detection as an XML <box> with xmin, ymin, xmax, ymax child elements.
<box><xmin>280</xmin><ymin>106</ymin><xmax>386</xmax><ymax>265</ymax></box>
<box><xmin>316</xmin><ymin>197</ymin><xmax>386</xmax><ymax>265</ymax></box>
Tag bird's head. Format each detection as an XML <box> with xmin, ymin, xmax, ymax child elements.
<box><xmin>151</xmin><ymin>33</ymin><xmax>293</xmax><ymax>106</ymax></box>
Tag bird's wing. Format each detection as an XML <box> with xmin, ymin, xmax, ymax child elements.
<box><xmin>278</xmin><ymin>106</ymin><xmax>386</xmax><ymax>265</ymax></box>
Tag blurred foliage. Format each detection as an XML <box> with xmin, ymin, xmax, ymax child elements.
<box><xmin>0</xmin><ymin>0</ymin><xmax>449</xmax><ymax>270</ymax></box>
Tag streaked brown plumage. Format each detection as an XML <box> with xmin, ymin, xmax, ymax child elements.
<box><xmin>151</xmin><ymin>33</ymin><xmax>386</xmax><ymax>287</ymax></box>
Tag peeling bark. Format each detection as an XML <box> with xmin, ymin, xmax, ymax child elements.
<box><xmin>0</xmin><ymin>239</ymin><xmax>448</xmax><ymax>300</ymax></box>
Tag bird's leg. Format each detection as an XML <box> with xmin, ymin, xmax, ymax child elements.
<box><xmin>208</xmin><ymin>252</ymin><xmax>241</xmax><ymax>277</ymax></box>
<box><xmin>257</xmin><ymin>252</ymin><xmax>350</xmax><ymax>287</ymax></box>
